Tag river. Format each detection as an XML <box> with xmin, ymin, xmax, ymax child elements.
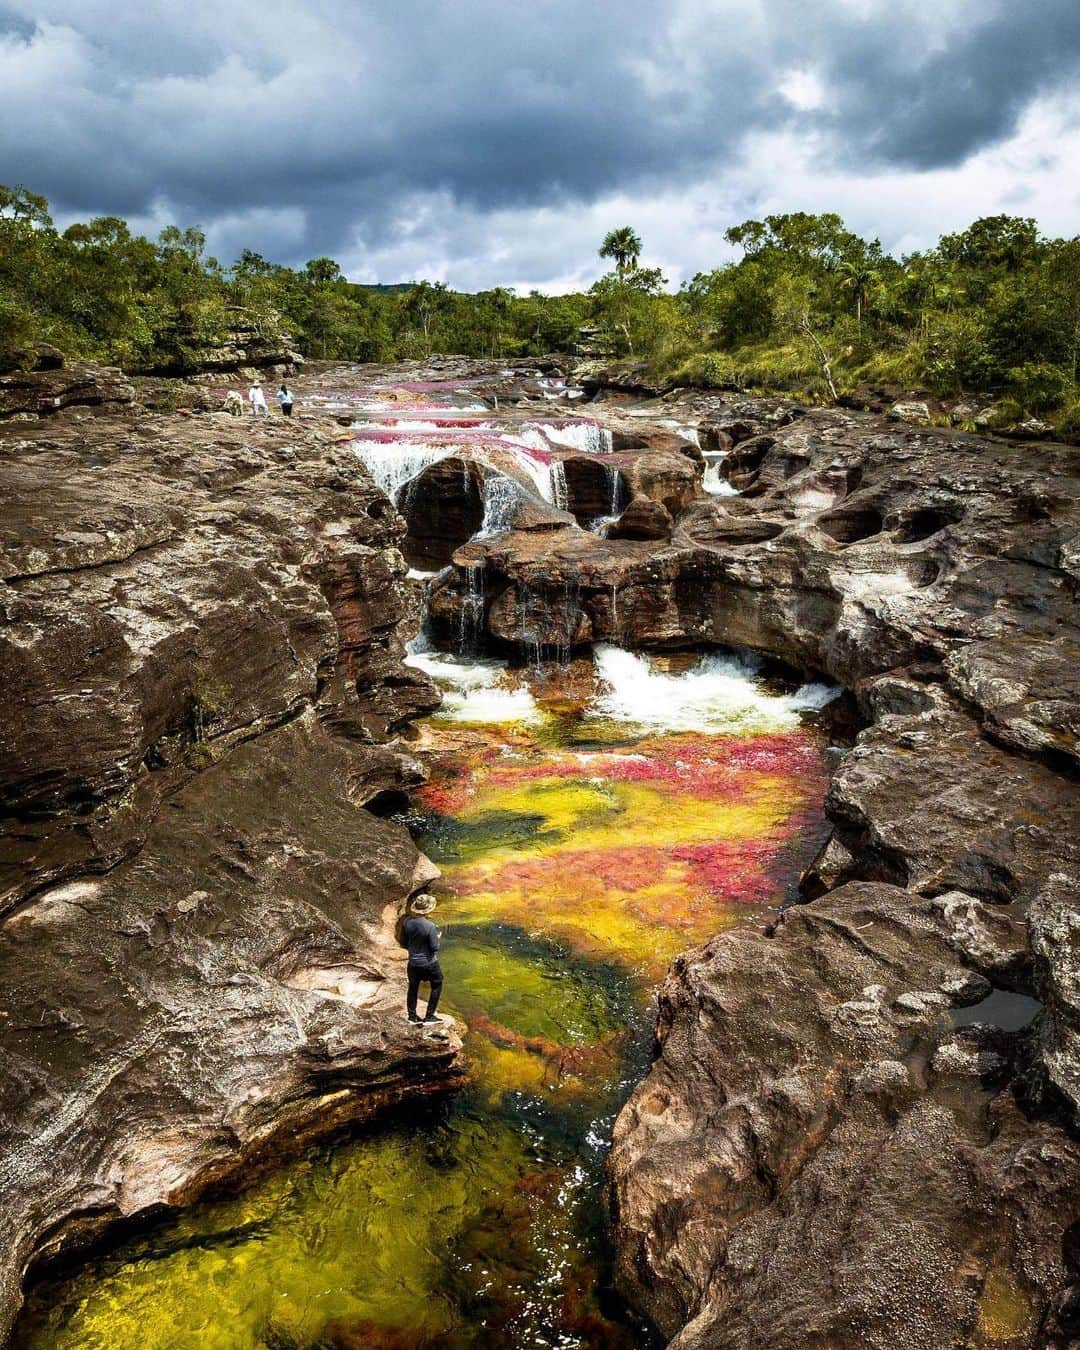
<box><xmin>15</xmin><ymin>376</ymin><xmax>834</xmax><ymax>1349</ymax></box>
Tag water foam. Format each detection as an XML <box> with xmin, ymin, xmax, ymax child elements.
<box><xmin>405</xmin><ymin>645</ymin><xmax>543</xmax><ymax>724</ymax></box>
<box><xmin>590</xmin><ymin>646</ymin><xmax>838</xmax><ymax>734</ymax></box>
<box><xmin>702</xmin><ymin>452</ymin><xmax>740</xmax><ymax>496</ymax></box>
<box><xmin>353</xmin><ymin>439</ymin><xmax>455</xmax><ymax>500</ymax></box>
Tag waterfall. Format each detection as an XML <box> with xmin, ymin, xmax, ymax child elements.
<box><xmin>588</xmin><ymin>463</ymin><xmax>627</xmax><ymax>534</ymax></box>
<box><xmin>353</xmin><ymin>439</ymin><xmax>455</xmax><ymax>502</ymax></box>
<box><xmin>527</xmin><ymin>420</ymin><xmax>612</xmax><ymax>455</ymax></box>
<box><xmin>478</xmin><ymin>473</ymin><xmax>526</xmax><ymax>537</ymax></box>
<box><xmin>549</xmin><ymin>460</ymin><xmax>569</xmax><ymax>513</ymax></box>
<box><xmin>702</xmin><ymin>451</ymin><xmax>740</xmax><ymax>496</ymax></box>
<box><xmin>459</xmin><ymin>561</ymin><xmax>486</xmax><ymax>653</ymax></box>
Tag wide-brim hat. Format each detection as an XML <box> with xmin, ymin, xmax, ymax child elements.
<box><xmin>410</xmin><ymin>893</ymin><xmax>437</xmax><ymax>914</ymax></box>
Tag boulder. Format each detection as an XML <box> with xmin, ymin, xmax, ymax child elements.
<box><xmin>611</xmin><ymin>882</ymin><xmax>1080</xmax><ymax>1349</ymax></box>
<box><xmin>607</xmin><ymin>494</ymin><xmax>673</xmax><ymax>540</ymax></box>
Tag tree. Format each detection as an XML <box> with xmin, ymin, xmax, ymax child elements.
<box><xmin>401</xmin><ymin>281</ymin><xmax>451</xmax><ymax>355</ymax></box>
<box><xmin>590</xmin><ymin>264</ymin><xmax>666</xmax><ymax>356</ymax></box>
<box><xmin>599</xmin><ymin>226</ymin><xmax>643</xmax><ymax>275</ymax></box>
<box><xmin>838</xmin><ymin>256</ymin><xmax>880</xmax><ymax>329</ymax></box>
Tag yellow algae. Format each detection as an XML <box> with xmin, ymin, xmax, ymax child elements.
<box><xmin>976</xmin><ymin>1266</ymin><xmax>1034</xmax><ymax>1343</ymax></box>
<box><xmin>453</xmin><ymin>776</ymin><xmax>803</xmax><ymax>858</ymax></box>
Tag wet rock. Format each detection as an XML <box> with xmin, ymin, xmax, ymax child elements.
<box><xmin>498</xmin><ymin>401</ymin><xmax>1080</xmax><ymax>1347</ymax></box>
<box><xmin>401</xmin><ymin>456</ymin><xmax>485</xmax><ymax>567</ymax></box>
<box><xmin>1028</xmin><ymin>874</ymin><xmax>1080</xmax><ymax>1120</ymax></box>
<box><xmin>0</xmin><ymin>386</ymin><xmax>459</xmax><ymax>1337</ymax></box>
<box><xmin>607</xmin><ymin>494</ymin><xmax>673</xmax><ymax>540</ymax></box>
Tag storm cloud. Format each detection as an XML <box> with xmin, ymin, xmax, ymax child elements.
<box><xmin>0</xmin><ymin>0</ymin><xmax>1077</xmax><ymax>287</ymax></box>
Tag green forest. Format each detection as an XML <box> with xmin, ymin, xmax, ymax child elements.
<box><xmin>2</xmin><ymin>184</ymin><xmax>1078</xmax><ymax>433</ymax></box>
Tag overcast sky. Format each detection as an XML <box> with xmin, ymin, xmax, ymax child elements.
<box><xmin>1</xmin><ymin>0</ymin><xmax>1078</xmax><ymax>291</ymax></box>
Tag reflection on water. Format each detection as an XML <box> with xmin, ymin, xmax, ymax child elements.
<box><xmin>16</xmin><ymin>654</ymin><xmax>830</xmax><ymax>1350</ymax></box>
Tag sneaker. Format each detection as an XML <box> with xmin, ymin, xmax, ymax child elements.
<box><xmin>407</xmin><ymin>1014</ymin><xmax>423</xmax><ymax>1024</ymax></box>
<box><xmin>422</xmin><ymin>1014</ymin><xmax>446</xmax><ymax>1024</ymax></box>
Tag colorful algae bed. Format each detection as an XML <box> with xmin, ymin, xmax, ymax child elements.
<box><xmin>15</xmin><ymin>652</ymin><xmax>830</xmax><ymax>1350</ymax></box>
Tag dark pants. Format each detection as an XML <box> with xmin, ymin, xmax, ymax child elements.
<box><xmin>407</xmin><ymin>961</ymin><xmax>443</xmax><ymax>1019</ymax></box>
<box><xmin>281</xmin><ymin>403</ymin><xmax>293</xmax><ymax>417</ymax></box>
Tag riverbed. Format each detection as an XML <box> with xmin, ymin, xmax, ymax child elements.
<box><xmin>16</xmin><ymin>644</ymin><xmax>831</xmax><ymax>1349</ymax></box>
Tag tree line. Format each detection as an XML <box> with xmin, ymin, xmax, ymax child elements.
<box><xmin>1</xmin><ymin>185</ymin><xmax>1077</xmax><ymax>431</ymax></box>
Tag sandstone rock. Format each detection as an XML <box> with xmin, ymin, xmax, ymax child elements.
<box><xmin>0</xmin><ymin>360</ymin><xmax>134</xmax><ymax>419</ymax></box>
<box><xmin>1029</xmin><ymin>874</ymin><xmax>1080</xmax><ymax>1120</ymax></box>
<box><xmin>0</xmin><ymin>712</ymin><xmax>463</xmax><ymax>1342</ymax></box>
<box><xmin>592</xmin><ymin>404</ymin><xmax>1080</xmax><ymax>1349</ymax></box>
<box><xmin>0</xmin><ymin>391</ymin><xmax>455</xmax><ymax>1337</ymax></box>
<box><xmin>607</xmin><ymin>494</ymin><xmax>673</xmax><ymax>540</ymax></box>
<box><xmin>0</xmin><ymin>413</ymin><xmax>438</xmax><ymax>910</ymax></box>
<box><xmin>610</xmin><ymin>883</ymin><xmax>1080</xmax><ymax>1349</ymax></box>
<box><xmin>0</xmin><ymin>343</ymin><xmax>65</xmax><ymax>376</ymax></box>
<box><xmin>889</xmin><ymin>400</ymin><xmax>932</xmax><ymax>424</ymax></box>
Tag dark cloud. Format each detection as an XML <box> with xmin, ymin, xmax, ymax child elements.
<box><xmin>0</xmin><ymin>0</ymin><xmax>1076</xmax><ymax>282</ymax></box>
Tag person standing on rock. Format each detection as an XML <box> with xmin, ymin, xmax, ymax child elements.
<box><xmin>276</xmin><ymin>382</ymin><xmax>295</xmax><ymax>417</ymax></box>
<box><xmin>248</xmin><ymin>379</ymin><xmax>269</xmax><ymax>418</ymax></box>
<box><xmin>399</xmin><ymin>893</ymin><xmax>446</xmax><ymax>1024</ymax></box>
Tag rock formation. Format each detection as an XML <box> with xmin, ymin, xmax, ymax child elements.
<box><xmin>0</xmin><ymin>407</ymin><xmax>459</xmax><ymax>1340</ymax></box>
<box><xmin>0</xmin><ymin>349</ymin><xmax>135</xmax><ymax>420</ymax></box>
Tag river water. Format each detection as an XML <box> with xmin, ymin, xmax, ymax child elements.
<box><xmin>14</xmin><ymin>378</ymin><xmax>834</xmax><ymax>1349</ymax></box>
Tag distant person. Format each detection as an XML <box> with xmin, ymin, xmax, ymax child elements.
<box><xmin>248</xmin><ymin>380</ymin><xmax>269</xmax><ymax>418</ymax></box>
<box><xmin>276</xmin><ymin>382</ymin><xmax>295</xmax><ymax>417</ymax></box>
<box><xmin>224</xmin><ymin>390</ymin><xmax>244</xmax><ymax>416</ymax></box>
<box><xmin>399</xmin><ymin>893</ymin><xmax>445</xmax><ymax>1024</ymax></box>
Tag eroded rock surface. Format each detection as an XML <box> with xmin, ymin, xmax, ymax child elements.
<box><xmin>0</xmin><ymin>405</ymin><xmax>455</xmax><ymax>1340</ymax></box>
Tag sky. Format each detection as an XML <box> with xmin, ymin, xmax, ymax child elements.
<box><xmin>0</xmin><ymin>0</ymin><xmax>1078</xmax><ymax>292</ymax></box>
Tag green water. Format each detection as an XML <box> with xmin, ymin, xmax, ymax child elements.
<box><xmin>15</xmin><ymin>699</ymin><xmax>827</xmax><ymax>1349</ymax></box>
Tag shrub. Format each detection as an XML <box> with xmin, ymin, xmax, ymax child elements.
<box><xmin>1005</xmin><ymin>362</ymin><xmax>1070</xmax><ymax>413</ymax></box>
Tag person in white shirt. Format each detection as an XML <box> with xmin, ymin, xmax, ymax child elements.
<box><xmin>248</xmin><ymin>381</ymin><xmax>269</xmax><ymax>418</ymax></box>
<box><xmin>276</xmin><ymin>383</ymin><xmax>295</xmax><ymax>417</ymax></box>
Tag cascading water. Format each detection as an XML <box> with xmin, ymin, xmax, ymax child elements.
<box><xmin>459</xmin><ymin>560</ymin><xmax>486</xmax><ymax>652</ymax></box>
<box><xmin>526</xmin><ymin>420</ymin><xmax>613</xmax><ymax>455</ymax></box>
<box><xmin>352</xmin><ymin>439</ymin><xmax>457</xmax><ymax>502</ymax></box>
<box><xmin>703</xmin><ymin>451</ymin><xmax>739</xmax><ymax>496</ymax></box>
<box><xmin>549</xmin><ymin>459</ymin><xmax>569</xmax><ymax>513</ymax></box>
<box><xmin>587</xmin><ymin>462</ymin><xmax>628</xmax><ymax>534</ymax></box>
<box><xmin>478</xmin><ymin>472</ymin><xmax>526</xmax><ymax>537</ymax></box>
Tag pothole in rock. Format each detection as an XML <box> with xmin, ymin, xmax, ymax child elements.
<box><xmin>949</xmin><ymin>989</ymin><xmax>1042</xmax><ymax>1031</ymax></box>
<box><xmin>817</xmin><ymin>502</ymin><xmax>885</xmax><ymax>544</ymax></box>
<box><xmin>891</xmin><ymin>504</ymin><xmax>963</xmax><ymax>542</ymax></box>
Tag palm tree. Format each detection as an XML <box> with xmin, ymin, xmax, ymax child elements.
<box><xmin>838</xmin><ymin>258</ymin><xmax>880</xmax><ymax>330</ymax></box>
<box><xmin>599</xmin><ymin>227</ymin><xmax>643</xmax><ymax>275</ymax></box>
